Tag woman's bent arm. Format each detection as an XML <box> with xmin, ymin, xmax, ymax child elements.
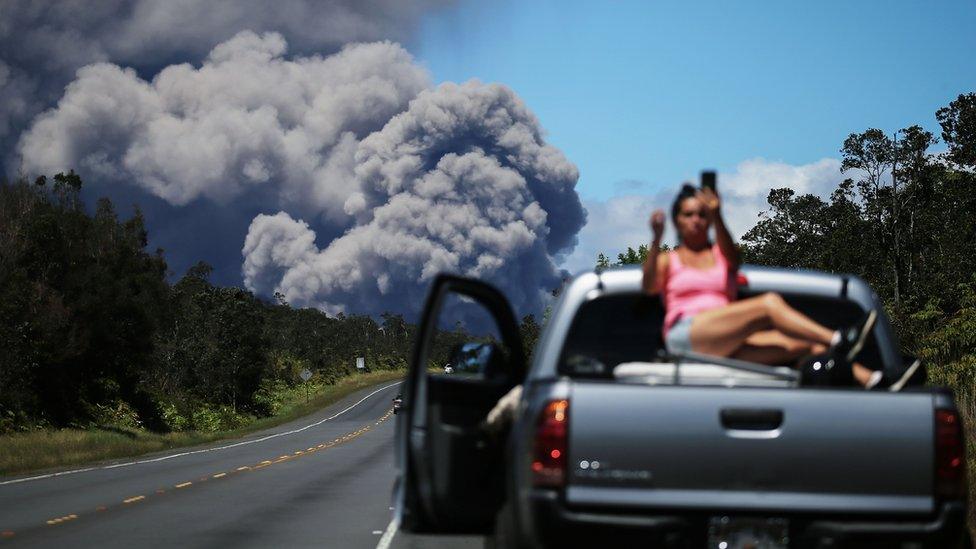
<box><xmin>642</xmin><ymin>209</ymin><xmax>667</xmax><ymax>294</ymax></box>
<box><xmin>641</xmin><ymin>241</ymin><xmax>664</xmax><ymax>294</ymax></box>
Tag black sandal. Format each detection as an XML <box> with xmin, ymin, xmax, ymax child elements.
<box><xmin>830</xmin><ymin>309</ymin><xmax>878</xmax><ymax>363</ymax></box>
<box><xmin>866</xmin><ymin>358</ymin><xmax>925</xmax><ymax>391</ymax></box>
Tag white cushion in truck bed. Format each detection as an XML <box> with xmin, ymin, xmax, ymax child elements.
<box><xmin>613</xmin><ymin>362</ymin><xmax>796</xmax><ymax>387</ymax></box>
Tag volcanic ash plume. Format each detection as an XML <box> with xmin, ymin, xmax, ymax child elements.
<box><xmin>18</xmin><ymin>31</ymin><xmax>585</xmax><ymax>318</ymax></box>
<box><xmin>0</xmin><ymin>0</ymin><xmax>449</xmax><ymax>168</ymax></box>
<box><xmin>19</xmin><ymin>33</ymin><xmax>429</xmax><ymax>214</ymax></box>
<box><xmin>243</xmin><ymin>80</ymin><xmax>585</xmax><ymax>316</ymax></box>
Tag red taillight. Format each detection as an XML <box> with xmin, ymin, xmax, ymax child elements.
<box><xmin>935</xmin><ymin>409</ymin><xmax>966</xmax><ymax>499</ymax></box>
<box><xmin>736</xmin><ymin>273</ymin><xmax>749</xmax><ymax>287</ymax></box>
<box><xmin>532</xmin><ymin>399</ymin><xmax>569</xmax><ymax>488</ymax></box>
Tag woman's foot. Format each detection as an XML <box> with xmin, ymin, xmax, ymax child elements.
<box><xmin>829</xmin><ymin>310</ymin><xmax>878</xmax><ymax>363</ymax></box>
<box><xmin>865</xmin><ymin>358</ymin><xmax>926</xmax><ymax>391</ymax></box>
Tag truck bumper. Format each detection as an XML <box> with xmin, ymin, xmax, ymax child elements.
<box><xmin>528</xmin><ymin>491</ymin><xmax>968</xmax><ymax>548</ymax></box>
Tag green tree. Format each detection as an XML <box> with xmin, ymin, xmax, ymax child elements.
<box><xmin>617</xmin><ymin>244</ymin><xmax>649</xmax><ymax>265</ymax></box>
<box><xmin>595</xmin><ymin>243</ymin><xmax>669</xmax><ymax>270</ymax></box>
<box><xmin>838</xmin><ymin>126</ymin><xmax>938</xmax><ymax>308</ymax></box>
<box><xmin>519</xmin><ymin>314</ymin><xmax>542</xmax><ymax>362</ymax></box>
<box><xmin>936</xmin><ymin>92</ymin><xmax>976</xmax><ymax>167</ymax></box>
<box><xmin>0</xmin><ymin>175</ymin><xmax>169</xmax><ymax>427</ymax></box>
<box><xmin>841</xmin><ymin>128</ymin><xmax>903</xmax><ymax>304</ymax></box>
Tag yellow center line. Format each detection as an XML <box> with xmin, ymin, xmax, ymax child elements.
<box><xmin>27</xmin><ymin>417</ymin><xmax>392</xmax><ymax>536</ymax></box>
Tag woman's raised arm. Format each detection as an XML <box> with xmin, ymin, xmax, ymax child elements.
<box><xmin>697</xmin><ymin>188</ymin><xmax>740</xmax><ymax>271</ymax></box>
<box><xmin>641</xmin><ymin>209</ymin><xmax>669</xmax><ymax>294</ymax></box>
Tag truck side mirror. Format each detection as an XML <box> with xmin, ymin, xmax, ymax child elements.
<box><xmin>447</xmin><ymin>341</ymin><xmax>505</xmax><ymax>378</ymax></box>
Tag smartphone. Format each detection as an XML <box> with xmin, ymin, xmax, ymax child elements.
<box><xmin>701</xmin><ymin>170</ymin><xmax>717</xmax><ymax>192</ymax></box>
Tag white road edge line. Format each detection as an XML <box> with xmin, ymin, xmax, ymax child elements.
<box><xmin>375</xmin><ymin>517</ymin><xmax>399</xmax><ymax>549</ymax></box>
<box><xmin>0</xmin><ymin>381</ymin><xmax>403</xmax><ymax>486</ymax></box>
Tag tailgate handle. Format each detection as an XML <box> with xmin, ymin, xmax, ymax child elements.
<box><xmin>720</xmin><ymin>408</ymin><xmax>783</xmax><ymax>431</ymax></box>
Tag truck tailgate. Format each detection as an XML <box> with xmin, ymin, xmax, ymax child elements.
<box><xmin>567</xmin><ymin>384</ymin><xmax>934</xmax><ymax>515</ymax></box>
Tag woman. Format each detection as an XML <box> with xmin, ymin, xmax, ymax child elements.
<box><xmin>642</xmin><ymin>184</ymin><xmax>880</xmax><ymax>387</ymax></box>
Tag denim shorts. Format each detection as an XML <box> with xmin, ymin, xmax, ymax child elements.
<box><xmin>665</xmin><ymin>316</ymin><xmax>694</xmax><ymax>355</ymax></box>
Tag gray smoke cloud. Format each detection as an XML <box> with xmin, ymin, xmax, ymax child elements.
<box><xmin>20</xmin><ymin>33</ymin><xmax>428</xmax><ymax>214</ymax></box>
<box><xmin>0</xmin><ymin>0</ymin><xmax>444</xmax><ymax>65</ymax></box>
<box><xmin>17</xmin><ymin>31</ymin><xmax>586</xmax><ymax>318</ymax></box>
<box><xmin>0</xmin><ymin>0</ymin><xmax>448</xmax><ymax>173</ymax></box>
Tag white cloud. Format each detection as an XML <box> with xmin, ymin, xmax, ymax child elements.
<box><xmin>720</xmin><ymin>157</ymin><xmax>842</xmax><ymax>237</ymax></box>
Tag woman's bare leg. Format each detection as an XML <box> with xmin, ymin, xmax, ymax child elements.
<box><xmin>732</xmin><ymin>330</ymin><xmax>876</xmax><ymax>386</ymax></box>
<box><xmin>690</xmin><ymin>293</ymin><xmax>835</xmax><ymax>357</ymax></box>
<box><xmin>852</xmin><ymin>363</ymin><xmax>874</xmax><ymax>386</ymax></box>
<box><xmin>731</xmin><ymin>330</ymin><xmax>823</xmax><ymax>365</ymax></box>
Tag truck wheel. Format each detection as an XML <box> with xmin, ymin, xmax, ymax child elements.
<box><xmin>484</xmin><ymin>500</ymin><xmax>519</xmax><ymax>549</ymax></box>
<box><xmin>961</xmin><ymin>530</ymin><xmax>973</xmax><ymax>549</ymax></box>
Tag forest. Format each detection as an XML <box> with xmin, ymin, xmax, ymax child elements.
<box><xmin>0</xmin><ymin>172</ymin><xmax>421</xmax><ymax>434</ymax></box>
<box><xmin>0</xmin><ymin>169</ymin><xmax>544</xmax><ymax>435</ymax></box>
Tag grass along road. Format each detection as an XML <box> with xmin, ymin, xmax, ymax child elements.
<box><xmin>0</xmin><ymin>370</ymin><xmax>404</xmax><ymax>477</ymax></box>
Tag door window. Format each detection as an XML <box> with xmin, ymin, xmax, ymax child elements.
<box><xmin>428</xmin><ymin>293</ymin><xmax>508</xmax><ymax>379</ymax></box>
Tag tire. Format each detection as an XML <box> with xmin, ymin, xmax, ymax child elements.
<box><xmin>961</xmin><ymin>529</ymin><xmax>974</xmax><ymax>549</ymax></box>
<box><xmin>484</xmin><ymin>500</ymin><xmax>520</xmax><ymax>549</ymax></box>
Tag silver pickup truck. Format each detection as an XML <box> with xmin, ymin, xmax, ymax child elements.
<box><xmin>393</xmin><ymin>265</ymin><xmax>969</xmax><ymax>548</ymax></box>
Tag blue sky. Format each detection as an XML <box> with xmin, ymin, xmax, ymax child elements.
<box><xmin>416</xmin><ymin>0</ymin><xmax>976</xmax><ymax>202</ymax></box>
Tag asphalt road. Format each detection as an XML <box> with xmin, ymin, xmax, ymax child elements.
<box><xmin>0</xmin><ymin>381</ymin><xmax>482</xmax><ymax>548</ymax></box>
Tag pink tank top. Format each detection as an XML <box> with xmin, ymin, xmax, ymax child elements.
<box><xmin>662</xmin><ymin>243</ymin><xmax>738</xmax><ymax>337</ymax></box>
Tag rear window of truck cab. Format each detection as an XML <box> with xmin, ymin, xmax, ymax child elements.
<box><xmin>556</xmin><ymin>292</ymin><xmax>883</xmax><ymax>379</ymax></box>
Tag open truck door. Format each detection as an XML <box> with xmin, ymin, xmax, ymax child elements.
<box><xmin>394</xmin><ymin>274</ymin><xmax>526</xmax><ymax>534</ymax></box>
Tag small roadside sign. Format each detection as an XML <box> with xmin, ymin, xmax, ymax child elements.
<box><xmin>356</xmin><ymin>357</ymin><xmax>365</xmax><ymax>371</ymax></box>
<box><xmin>300</xmin><ymin>368</ymin><xmax>312</xmax><ymax>403</ymax></box>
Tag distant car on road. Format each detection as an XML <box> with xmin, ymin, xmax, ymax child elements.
<box><xmin>394</xmin><ymin>267</ymin><xmax>967</xmax><ymax>548</ymax></box>
<box><xmin>392</xmin><ymin>393</ymin><xmax>403</xmax><ymax>415</ymax></box>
